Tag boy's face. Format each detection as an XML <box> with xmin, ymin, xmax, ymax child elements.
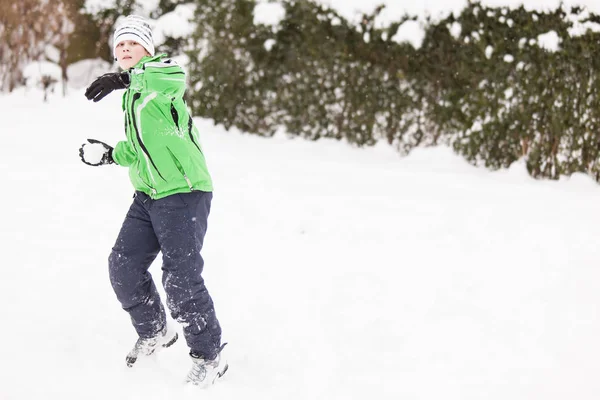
<box><xmin>115</xmin><ymin>40</ymin><xmax>149</xmax><ymax>70</ymax></box>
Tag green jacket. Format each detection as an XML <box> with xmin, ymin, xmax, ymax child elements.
<box><xmin>112</xmin><ymin>54</ymin><xmax>213</xmax><ymax>199</ymax></box>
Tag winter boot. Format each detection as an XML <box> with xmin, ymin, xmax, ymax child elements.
<box><xmin>126</xmin><ymin>326</ymin><xmax>178</xmax><ymax>367</ymax></box>
<box><xmin>186</xmin><ymin>346</ymin><xmax>228</xmax><ymax>387</ymax></box>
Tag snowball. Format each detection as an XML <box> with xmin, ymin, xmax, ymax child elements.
<box><xmin>82</xmin><ymin>143</ymin><xmax>108</xmax><ymax>165</ymax></box>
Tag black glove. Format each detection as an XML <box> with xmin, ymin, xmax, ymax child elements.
<box><xmin>79</xmin><ymin>139</ymin><xmax>114</xmax><ymax>166</ymax></box>
<box><xmin>84</xmin><ymin>72</ymin><xmax>130</xmax><ymax>102</ymax></box>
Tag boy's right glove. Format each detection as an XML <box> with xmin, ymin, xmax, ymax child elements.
<box><xmin>84</xmin><ymin>72</ymin><xmax>130</xmax><ymax>102</ymax></box>
<box><xmin>79</xmin><ymin>139</ymin><xmax>114</xmax><ymax>166</ymax></box>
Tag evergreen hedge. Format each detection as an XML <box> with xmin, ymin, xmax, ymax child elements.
<box><xmin>184</xmin><ymin>1</ymin><xmax>600</xmax><ymax>181</ymax></box>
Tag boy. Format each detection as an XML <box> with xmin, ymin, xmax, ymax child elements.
<box><xmin>79</xmin><ymin>15</ymin><xmax>227</xmax><ymax>386</ymax></box>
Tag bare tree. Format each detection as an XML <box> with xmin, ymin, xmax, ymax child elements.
<box><xmin>45</xmin><ymin>0</ymin><xmax>78</xmax><ymax>96</ymax></box>
<box><xmin>0</xmin><ymin>0</ymin><xmax>80</xmax><ymax>93</ymax></box>
<box><xmin>0</xmin><ymin>0</ymin><xmax>47</xmax><ymax>91</ymax></box>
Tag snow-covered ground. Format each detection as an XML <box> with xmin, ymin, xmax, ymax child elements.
<box><xmin>4</xmin><ymin>0</ymin><xmax>600</xmax><ymax>398</ymax></box>
<box><xmin>2</xmin><ymin>86</ymin><xmax>600</xmax><ymax>400</ymax></box>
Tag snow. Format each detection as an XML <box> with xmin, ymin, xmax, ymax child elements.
<box><xmin>391</xmin><ymin>20</ymin><xmax>425</xmax><ymax>49</ymax></box>
<box><xmin>537</xmin><ymin>31</ymin><xmax>561</xmax><ymax>52</ymax></box>
<box><xmin>45</xmin><ymin>46</ymin><xmax>61</xmax><ymax>64</ymax></box>
<box><xmin>2</xmin><ymin>83</ymin><xmax>600</xmax><ymax>399</ymax></box>
<box><xmin>4</xmin><ymin>0</ymin><xmax>600</xmax><ymax>399</ymax></box>
<box><xmin>133</xmin><ymin>0</ymin><xmax>160</xmax><ymax>16</ymax></box>
<box><xmin>264</xmin><ymin>39</ymin><xmax>277</xmax><ymax>51</ymax></box>
<box><xmin>315</xmin><ymin>0</ymin><xmax>600</xmax><ymax>26</ymax></box>
<box><xmin>85</xmin><ymin>0</ymin><xmax>159</xmax><ymax>15</ymax></box>
<box><xmin>567</xmin><ymin>8</ymin><xmax>600</xmax><ymax>37</ymax></box>
<box><xmin>254</xmin><ymin>2</ymin><xmax>286</xmax><ymax>27</ymax></box>
<box><xmin>153</xmin><ymin>4</ymin><xmax>197</xmax><ymax>46</ymax></box>
<box><xmin>85</xmin><ymin>0</ymin><xmax>600</xmax><ymax>20</ymax></box>
<box><xmin>23</xmin><ymin>61</ymin><xmax>62</xmax><ymax>87</ymax></box>
<box><xmin>67</xmin><ymin>58</ymin><xmax>112</xmax><ymax>89</ymax></box>
<box><xmin>449</xmin><ymin>21</ymin><xmax>462</xmax><ymax>39</ymax></box>
<box><xmin>82</xmin><ymin>0</ymin><xmax>600</xmax><ymax>60</ymax></box>
<box><xmin>84</xmin><ymin>0</ymin><xmax>115</xmax><ymax>13</ymax></box>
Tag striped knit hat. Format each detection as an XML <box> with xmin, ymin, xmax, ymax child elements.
<box><xmin>113</xmin><ymin>15</ymin><xmax>155</xmax><ymax>57</ymax></box>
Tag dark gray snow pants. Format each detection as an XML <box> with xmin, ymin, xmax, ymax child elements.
<box><xmin>108</xmin><ymin>190</ymin><xmax>222</xmax><ymax>360</ymax></box>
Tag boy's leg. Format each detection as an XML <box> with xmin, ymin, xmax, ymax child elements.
<box><xmin>109</xmin><ymin>192</ymin><xmax>167</xmax><ymax>338</ymax></box>
<box><xmin>150</xmin><ymin>191</ymin><xmax>222</xmax><ymax>360</ymax></box>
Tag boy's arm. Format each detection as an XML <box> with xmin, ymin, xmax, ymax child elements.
<box><xmin>112</xmin><ymin>140</ymin><xmax>137</xmax><ymax>166</ymax></box>
<box><xmin>143</xmin><ymin>59</ymin><xmax>186</xmax><ymax>99</ymax></box>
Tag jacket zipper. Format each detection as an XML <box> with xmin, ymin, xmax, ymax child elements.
<box><xmin>183</xmin><ymin>174</ymin><xmax>193</xmax><ymax>190</ymax></box>
<box><xmin>131</xmin><ymin>92</ymin><xmax>166</xmax><ymax>183</ymax></box>
<box><xmin>126</xmin><ymin>90</ymin><xmax>157</xmax><ymax>196</ymax></box>
<box><xmin>165</xmin><ymin>146</ymin><xmax>194</xmax><ymax>191</ymax></box>
<box><xmin>136</xmin><ymin>160</ymin><xmax>157</xmax><ymax>197</ymax></box>
<box><xmin>125</xmin><ymin>90</ymin><xmax>136</xmax><ymax>153</ymax></box>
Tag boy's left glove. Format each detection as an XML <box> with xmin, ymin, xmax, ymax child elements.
<box><xmin>79</xmin><ymin>139</ymin><xmax>114</xmax><ymax>166</ymax></box>
<box><xmin>84</xmin><ymin>72</ymin><xmax>130</xmax><ymax>102</ymax></box>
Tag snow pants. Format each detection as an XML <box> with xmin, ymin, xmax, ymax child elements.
<box><xmin>108</xmin><ymin>190</ymin><xmax>222</xmax><ymax>360</ymax></box>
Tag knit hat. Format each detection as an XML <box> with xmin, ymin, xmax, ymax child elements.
<box><xmin>113</xmin><ymin>15</ymin><xmax>155</xmax><ymax>57</ymax></box>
